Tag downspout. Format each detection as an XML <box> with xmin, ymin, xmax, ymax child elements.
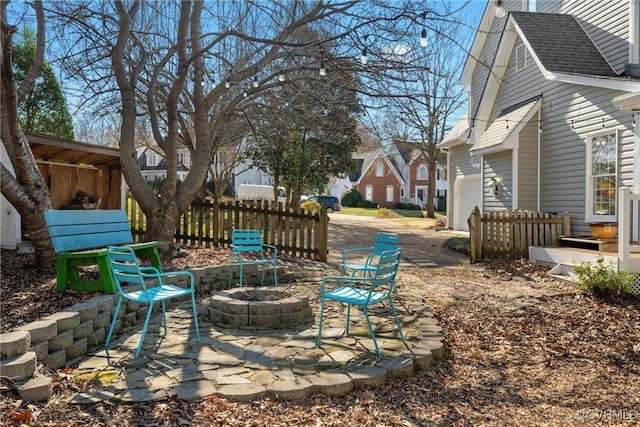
<box><xmin>537</xmin><ymin>108</ymin><xmax>541</xmax><ymax>211</ymax></box>
<box><xmin>442</xmin><ymin>147</ymin><xmax>451</xmax><ymax>228</ymax></box>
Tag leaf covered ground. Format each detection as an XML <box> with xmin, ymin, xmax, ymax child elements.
<box><xmin>1</xmin><ymin>249</ymin><xmax>639</xmax><ymax>426</ymax></box>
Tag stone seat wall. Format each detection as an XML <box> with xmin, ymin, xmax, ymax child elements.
<box><xmin>0</xmin><ymin>264</ymin><xmax>283</xmax><ymax>401</ymax></box>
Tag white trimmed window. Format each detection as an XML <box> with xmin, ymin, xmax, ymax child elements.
<box><xmin>586</xmin><ymin>130</ymin><xmax>617</xmax><ymax>222</ymax></box>
<box><xmin>147</xmin><ymin>153</ymin><xmax>158</xmax><ymax>166</ymax></box>
<box><xmin>178</xmin><ymin>151</ymin><xmax>190</xmax><ymax>168</ymax></box>
<box><xmin>365</xmin><ymin>185</ymin><xmax>373</xmax><ymax>201</ymax></box>
<box><xmin>376</xmin><ymin>162</ymin><xmax>384</xmax><ymax>177</ymax></box>
<box><xmin>417</xmin><ymin>164</ymin><xmax>428</xmax><ymax>180</ymax></box>
<box><xmin>386</xmin><ymin>185</ymin><xmax>394</xmax><ymax>202</ymax></box>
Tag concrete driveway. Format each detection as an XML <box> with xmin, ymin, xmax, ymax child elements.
<box><xmin>326</xmin><ymin>213</ymin><xmax>470</xmax><ymax>267</ymax></box>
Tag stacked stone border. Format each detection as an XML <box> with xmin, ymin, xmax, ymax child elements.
<box><xmin>0</xmin><ymin>264</ymin><xmax>277</xmax><ymax>401</ymax></box>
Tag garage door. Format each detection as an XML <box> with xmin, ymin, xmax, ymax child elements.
<box><xmin>453</xmin><ymin>175</ymin><xmax>481</xmax><ymax>231</ymax></box>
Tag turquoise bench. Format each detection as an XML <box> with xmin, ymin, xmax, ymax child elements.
<box><xmin>45</xmin><ymin>210</ymin><xmax>163</xmax><ymax>294</ymax></box>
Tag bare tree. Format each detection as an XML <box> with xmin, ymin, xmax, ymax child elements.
<box><xmin>365</xmin><ymin>1</ymin><xmax>470</xmax><ymax>218</ymax></box>
<box><xmin>3</xmin><ymin>0</ymin><xmax>477</xmax><ymax>265</ymax></box>
<box><xmin>1</xmin><ymin>0</ymin><xmax>57</xmax><ymax>266</ymax></box>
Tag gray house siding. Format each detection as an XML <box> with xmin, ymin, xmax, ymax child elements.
<box><xmin>481</xmin><ymin>28</ymin><xmax>635</xmax><ymax>236</ymax></box>
<box><xmin>517</xmin><ymin>120</ymin><xmax>539</xmax><ymax>210</ymax></box>
<box><xmin>484</xmin><ymin>150</ymin><xmax>513</xmax><ymax>211</ymax></box>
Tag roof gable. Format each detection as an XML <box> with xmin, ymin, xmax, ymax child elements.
<box><xmin>510</xmin><ymin>12</ymin><xmax>617</xmax><ymax>77</ymax></box>
<box><xmin>356</xmin><ymin>148</ymin><xmax>405</xmax><ymax>185</ymax></box>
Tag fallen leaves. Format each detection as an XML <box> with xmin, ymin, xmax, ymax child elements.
<box><xmin>2</xmin><ymin>249</ymin><xmax>640</xmax><ymax>425</ymax></box>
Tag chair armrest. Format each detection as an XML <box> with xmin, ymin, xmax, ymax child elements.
<box><xmin>342</xmin><ymin>246</ymin><xmax>374</xmax><ymax>263</ymax></box>
<box><xmin>159</xmin><ymin>270</ymin><xmax>196</xmax><ymax>289</ymax></box>
<box><xmin>320</xmin><ymin>275</ymin><xmax>367</xmax><ymax>293</ymax></box>
<box><xmin>140</xmin><ymin>266</ymin><xmax>162</xmax><ymax>276</ymax></box>
<box><xmin>261</xmin><ymin>244</ymin><xmax>278</xmax><ymax>257</ymax></box>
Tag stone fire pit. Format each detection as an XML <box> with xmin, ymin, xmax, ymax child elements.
<box><xmin>207</xmin><ymin>287</ymin><xmax>313</xmax><ymax>330</ymax></box>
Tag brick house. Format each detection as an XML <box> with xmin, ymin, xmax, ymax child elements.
<box><xmin>350</xmin><ymin>145</ymin><xmax>447</xmax><ymax>209</ymax></box>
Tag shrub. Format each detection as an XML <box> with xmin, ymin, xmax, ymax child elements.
<box><xmin>573</xmin><ymin>256</ymin><xmax>633</xmax><ymax>298</ymax></box>
<box><xmin>341</xmin><ymin>189</ymin><xmax>363</xmax><ymax>207</ymax></box>
<box><xmin>443</xmin><ymin>237</ymin><xmax>470</xmax><ymax>255</ymax></box>
<box><xmin>377</xmin><ymin>208</ymin><xmax>393</xmax><ymax>218</ymax></box>
<box><xmin>300</xmin><ymin>200</ymin><xmax>321</xmax><ymax>214</ymax></box>
<box><xmin>395</xmin><ymin>202</ymin><xmax>420</xmax><ymax>210</ymax></box>
<box><xmin>356</xmin><ymin>200</ymin><xmax>378</xmax><ymax>208</ymax></box>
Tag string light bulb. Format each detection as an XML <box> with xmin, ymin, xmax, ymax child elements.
<box><xmin>225</xmin><ymin>80</ymin><xmax>231</xmax><ymax>88</ymax></box>
<box><xmin>319</xmin><ymin>62</ymin><xmax>326</xmax><ymax>76</ymax></box>
<box><xmin>420</xmin><ymin>28</ymin><xmax>427</xmax><ymax>48</ymax></box>
<box><xmin>278</xmin><ymin>71</ymin><xmax>285</xmax><ymax>82</ymax></box>
<box><xmin>495</xmin><ymin>0</ymin><xmax>506</xmax><ymax>18</ymax></box>
<box><xmin>253</xmin><ymin>68</ymin><xmax>259</xmax><ymax>87</ymax></box>
<box><xmin>360</xmin><ymin>47</ymin><xmax>367</xmax><ymax>65</ymax></box>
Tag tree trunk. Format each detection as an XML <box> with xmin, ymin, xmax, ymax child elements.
<box><xmin>1</xmin><ymin>2</ymin><xmax>56</xmax><ymax>268</ymax></box>
<box><xmin>425</xmin><ymin>158</ymin><xmax>437</xmax><ymax>219</ymax></box>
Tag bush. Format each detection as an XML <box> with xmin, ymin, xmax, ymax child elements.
<box><xmin>395</xmin><ymin>202</ymin><xmax>420</xmax><ymax>210</ymax></box>
<box><xmin>443</xmin><ymin>237</ymin><xmax>470</xmax><ymax>255</ymax></box>
<box><xmin>300</xmin><ymin>200</ymin><xmax>321</xmax><ymax>214</ymax></box>
<box><xmin>356</xmin><ymin>200</ymin><xmax>378</xmax><ymax>208</ymax></box>
<box><xmin>377</xmin><ymin>208</ymin><xmax>393</xmax><ymax>218</ymax></box>
<box><xmin>573</xmin><ymin>256</ymin><xmax>633</xmax><ymax>298</ymax></box>
<box><xmin>341</xmin><ymin>189</ymin><xmax>363</xmax><ymax>207</ymax></box>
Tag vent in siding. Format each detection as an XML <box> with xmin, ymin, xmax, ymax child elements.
<box><xmin>516</xmin><ymin>44</ymin><xmax>527</xmax><ymax>71</ymax></box>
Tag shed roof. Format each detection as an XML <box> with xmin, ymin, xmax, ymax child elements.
<box><xmin>26</xmin><ymin>132</ymin><xmax>120</xmax><ymax>167</ymax></box>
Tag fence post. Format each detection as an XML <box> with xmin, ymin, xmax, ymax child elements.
<box><xmin>468</xmin><ymin>206</ymin><xmax>482</xmax><ymax>263</ymax></box>
<box><xmin>317</xmin><ymin>210</ymin><xmax>329</xmax><ymax>262</ymax></box>
<box><xmin>562</xmin><ymin>210</ymin><xmax>571</xmax><ymax>237</ymax></box>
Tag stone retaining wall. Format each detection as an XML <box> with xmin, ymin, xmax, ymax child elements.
<box><xmin>0</xmin><ymin>264</ymin><xmax>283</xmax><ymax>401</ymax></box>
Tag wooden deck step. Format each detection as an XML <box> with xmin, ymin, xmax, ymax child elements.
<box><xmin>559</xmin><ymin>236</ymin><xmax>618</xmax><ymax>252</ymax></box>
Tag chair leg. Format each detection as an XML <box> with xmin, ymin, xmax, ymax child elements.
<box><xmin>362</xmin><ymin>308</ymin><xmax>381</xmax><ymax>359</ymax></box>
<box><xmin>388</xmin><ymin>297</ymin><xmax>406</xmax><ymax>344</ymax></box>
<box><xmin>316</xmin><ymin>297</ymin><xmax>326</xmax><ymax>348</ymax></box>
<box><xmin>105</xmin><ymin>296</ymin><xmax>123</xmax><ymax>348</ymax></box>
<box><xmin>136</xmin><ymin>303</ymin><xmax>155</xmax><ymax>357</ymax></box>
<box><xmin>190</xmin><ymin>293</ymin><xmax>201</xmax><ymax>342</ymax></box>
<box><xmin>273</xmin><ymin>260</ymin><xmax>278</xmax><ymax>287</ymax></box>
<box><xmin>260</xmin><ymin>262</ymin><xmax>266</xmax><ymax>286</ymax></box>
<box><xmin>227</xmin><ymin>259</ymin><xmax>234</xmax><ymax>289</ymax></box>
<box><xmin>161</xmin><ymin>301</ymin><xmax>167</xmax><ymax>335</ymax></box>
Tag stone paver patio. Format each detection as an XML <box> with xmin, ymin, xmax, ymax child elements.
<box><xmin>67</xmin><ymin>268</ymin><xmax>447</xmax><ymax>404</ymax></box>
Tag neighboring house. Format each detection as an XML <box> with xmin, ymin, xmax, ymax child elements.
<box><xmin>136</xmin><ymin>146</ymin><xmax>190</xmax><ymax>183</ymax></box>
<box><xmin>441</xmin><ymin>0</ymin><xmax>640</xmax><ymax>272</ymax></box>
<box><xmin>390</xmin><ymin>143</ymin><xmax>447</xmax><ymax>209</ymax></box>
<box><xmin>233</xmin><ymin>158</ymin><xmax>277</xmax><ymax>191</ymax></box>
<box><xmin>350</xmin><ymin>145</ymin><xmax>447</xmax><ymax>209</ymax></box>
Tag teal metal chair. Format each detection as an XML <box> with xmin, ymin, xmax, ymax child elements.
<box><xmin>341</xmin><ymin>232</ymin><xmax>399</xmax><ymax>296</ymax></box>
<box><xmin>105</xmin><ymin>246</ymin><xmax>201</xmax><ymax>357</ymax></box>
<box><xmin>317</xmin><ymin>248</ymin><xmax>405</xmax><ymax>359</ymax></box>
<box><xmin>227</xmin><ymin>229</ymin><xmax>278</xmax><ymax>289</ymax></box>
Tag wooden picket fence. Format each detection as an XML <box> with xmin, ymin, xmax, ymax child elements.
<box><xmin>468</xmin><ymin>207</ymin><xmax>570</xmax><ymax>263</ymax></box>
<box><xmin>126</xmin><ymin>196</ymin><xmax>329</xmax><ymax>261</ymax></box>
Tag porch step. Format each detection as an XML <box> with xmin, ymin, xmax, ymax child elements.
<box><xmin>548</xmin><ymin>263</ymin><xmax>579</xmax><ymax>285</ymax></box>
<box><xmin>560</xmin><ymin>236</ymin><xmax>617</xmax><ymax>252</ymax></box>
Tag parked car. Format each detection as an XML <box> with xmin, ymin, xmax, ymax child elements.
<box><xmin>237</xmin><ymin>184</ymin><xmax>287</xmax><ymax>204</ymax></box>
<box><xmin>306</xmin><ymin>195</ymin><xmax>341</xmax><ymax>213</ymax></box>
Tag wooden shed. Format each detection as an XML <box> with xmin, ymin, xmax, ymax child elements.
<box><xmin>26</xmin><ymin>132</ymin><xmax>123</xmax><ymax>209</ymax></box>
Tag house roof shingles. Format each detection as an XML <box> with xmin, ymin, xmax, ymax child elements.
<box><xmin>511</xmin><ymin>12</ymin><xmax>618</xmax><ymax>78</ymax></box>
